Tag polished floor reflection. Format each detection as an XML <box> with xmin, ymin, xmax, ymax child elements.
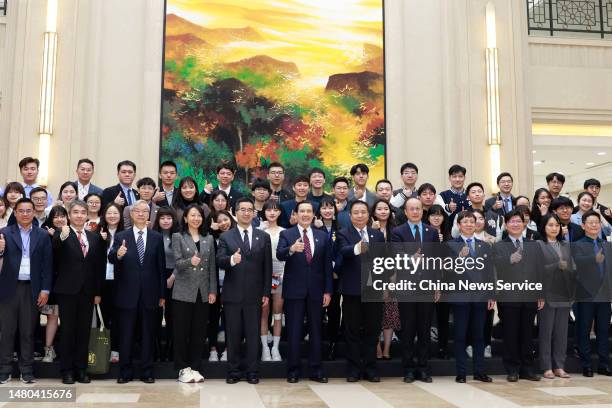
<box><xmin>3</xmin><ymin>376</ymin><xmax>612</xmax><ymax>407</ymax></box>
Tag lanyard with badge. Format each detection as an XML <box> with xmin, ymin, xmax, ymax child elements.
<box><xmin>20</xmin><ymin>230</ymin><xmax>31</xmax><ymax>273</ymax></box>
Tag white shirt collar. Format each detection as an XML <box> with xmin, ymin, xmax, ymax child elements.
<box><xmin>460</xmin><ymin>234</ymin><xmax>475</xmax><ymax>242</ymax></box>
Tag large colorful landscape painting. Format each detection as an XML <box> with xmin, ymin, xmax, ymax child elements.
<box><xmin>161</xmin><ymin>0</ymin><xmax>385</xmax><ymax>191</ymax></box>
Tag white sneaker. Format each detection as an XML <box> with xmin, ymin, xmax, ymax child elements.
<box><xmin>0</xmin><ymin>374</ymin><xmax>11</xmax><ymax>384</ymax></box>
<box><xmin>466</xmin><ymin>346</ymin><xmax>473</xmax><ymax>359</ymax></box>
<box><xmin>271</xmin><ymin>347</ymin><xmax>282</xmax><ymax>361</ymax></box>
<box><xmin>484</xmin><ymin>345</ymin><xmax>492</xmax><ymax>358</ymax></box>
<box><xmin>217</xmin><ymin>331</ymin><xmax>225</xmax><ymax>343</ymax></box>
<box><xmin>220</xmin><ymin>350</ymin><xmax>228</xmax><ymax>361</ymax></box>
<box><xmin>42</xmin><ymin>346</ymin><xmax>55</xmax><ymax>363</ymax></box>
<box><xmin>209</xmin><ymin>351</ymin><xmax>219</xmax><ymax>362</ymax></box>
<box><xmin>267</xmin><ymin>331</ymin><xmax>273</xmax><ymax>344</ymax></box>
<box><xmin>178</xmin><ymin>367</ymin><xmax>196</xmax><ymax>383</ymax></box>
<box><xmin>110</xmin><ymin>351</ymin><xmax>119</xmax><ymax>363</ymax></box>
<box><xmin>192</xmin><ymin>370</ymin><xmax>205</xmax><ymax>383</ymax></box>
<box><xmin>262</xmin><ymin>346</ymin><xmax>272</xmax><ymax>361</ymax></box>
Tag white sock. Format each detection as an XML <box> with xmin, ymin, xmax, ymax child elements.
<box><xmin>273</xmin><ymin>336</ymin><xmax>281</xmax><ymax>350</ymax></box>
<box><xmin>261</xmin><ymin>335</ymin><xmax>269</xmax><ymax>348</ymax></box>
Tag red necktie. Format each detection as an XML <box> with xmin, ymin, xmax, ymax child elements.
<box><xmin>302</xmin><ymin>228</ymin><xmax>312</xmax><ymax>264</ymax></box>
<box><xmin>77</xmin><ymin>231</ymin><xmax>87</xmax><ymax>257</ymax></box>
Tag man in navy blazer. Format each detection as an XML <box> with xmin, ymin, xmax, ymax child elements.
<box><xmin>336</xmin><ymin>200</ymin><xmax>385</xmax><ymax>382</ymax></box>
<box><xmin>75</xmin><ymin>158</ymin><xmax>103</xmax><ymax>200</ymax></box>
<box><xmin>277</xmin><ymin>200</ymin><xmax>333</xmax><ymax>383</ymax></box>
<box><xmin>109</xmin><ymin>200</ymin><xmax>166</xmax><ymax>384</ymax></box>
<box><xmin>101</xmin><ymin>160</ymin><xmax>140</xmax><ymax>209</ymax></box>
<box><xmin>0</xmin><ymin>198</ymin><xmax>52</xmax><ymax>384</ymax></box>
<box><xmin>391</xmin><ymin>197</ymin><xmax>440</xmax><ymax>383</ymax></box>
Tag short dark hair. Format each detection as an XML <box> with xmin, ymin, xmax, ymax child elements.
<box><xmin>15</xmin><ymin>197</ymin><xmax>34</xmax><ymax>210</ymax></box>
<box><xmin>545</xmin><ymin>172</ymin><xmax>565</xmax><ymax>184</ymax></box>
<box><xmin>77</xmin><ymin>158</ymin><xmax>94</xmax><ymax>169</ymax></box>
<box><xmin>349</xmin><ymin>200</ymin><xmax>369</xmax><ymax>213</ymax></box>
<box><xmin>68</xmin><ymin>199</ymin><xmax>88</xmax><ymax>213</ymax></box>
<box><xmin>417</xmin><ymin>183</ymin><xmax>436</xmax><ymax>196</ymax></box>
<box><xmin>515</xmin><ymin>205</ymin><xmax>531</xmax><ymax>217</ymax></box>
<box><xmin>268</xmin><ymin>162</ymin><xmax>284</xmax><ymax>171</ymax></box>
<box><xmin>295</xmin><ymin>200</ymin><xmax>314</xmax><ymax>213</ymax></box>
<box><xmin>332</xmin><ymin>176</ymin><xmax>350</xmax><ymax>188</ymax></box>
<box><xmin>19</xmin><ymin>157</ymin><xmax>40</xmax><ymax>170</ymax></box>
<box><xmin>466</xmin><ymin>182</ymin><xmax>484</xmax><ymax>195</ymax></box>
<box><xmin>496</xmin><ymin>172</ymin><xmax>513</xmax><ymax>184</ymax></box>
<box><xmin>584</xmin><ymin>178</ymin><xmax>601</xmax><ymax>190</ymax></box>
<box><xmin>448</xmin><ymin>164</ymin><xmax>466</xmax><ymax>176</ymax></box>
<box><xmin>293</xmin><ymin>175</ymin><xmax>310</xmax><ymax>186</ymax></box>
<box><xmin>251</xmin><ymin>178</ymin><xmax>272</xmax><ymax>193</ymax></box>
<box><xmin>582</xmin><ymin>209</ymin><xmax>601</xmax><ymax>224</ymax></box>
<box><xmin>58</xmin><ymin>182</ymin><xmax>77</xmax><ymax>200</ymax></box>
<box><xmin>117</xmin><ymin>160</ymin><xmax>136</xmax><ymax>172</ymax></box>
<box><xmin>29</xmin><ymin>187</ymin><xmax>48</xmax><ymax>197</ymax></box>
<box><xmin>400</xmin><ymin>162</ymin><xmax>419</xmax><ymax>174</ymax></box>
<box><xmin>550</xmin><ymin>196</ymin><xmax>574</xmax><ymax>212</ymax></box>
<box><xmin>350</xmin><ymin>163</ymin><xmax>369</xmax><ymax>175</ymax></box>
<box><xmin>216</xmin><ymin>162</ymin><xmax>236</xmax><ymax>173</ymax></box>
<box><xmin>235</xmin><ymin>196</ymin><xmax>254</xmax><ymax>209</ymax></box>
<box><xmin>577</xmin><ymin>191</ymin><xmax>595</xmax><ymax>205</ymax></box>
<box><xmin>538</xmin><ymin>213</ymin><xmax>563</xmax><ymax>242</ymax></box>
<box><xmin>308</xmin><ymin>167</ymin><xmax>326</xmax><ymax>180</ymax></box>
<box><xmin>504</xmin><ymin>208</ymin><xmax>525</xmax><ymax>224</ymax></box>
<box><xmin>456</xmin><ymin>210</ymin><xmax>476</xmax><ymax>224</ymax></box>
<box><xmin>136</xmin><ymin>177</ymin><xmax>156</xmax><ymax>189</ymax></box>
<box><xmin>152</xmin><ymin>206</ymin><xmax>180</xmax><ymax>234</ymax></box>
<box><xmin>4</xmin><ymin>182</ymin><xmax>25</xmax><ymax>197</ymax></box>
<box><xmin>159</xmin><ymin>160</ymin><xmax>177</xmax><ymax>171</ymax></box>
<box><xmin>181</xmin><ymin>204</ymin><xmax>207</xmax><ymax>235</ymax></box>
<box><xmin>375</xmin><ymin>179</ymin><xmax>392</xmax><ymax>190</ymax></box>
<box><xmin>83</xmin><ymin>193</ymin><xmax>102</xmax><ymax>203</ymax></box>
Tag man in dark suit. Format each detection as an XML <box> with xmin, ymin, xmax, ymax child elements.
<box><xmin>573</xmin><ymin>210</ymin><xmax>612</xmax><ymax>377</ymax></box>
<box><xmin>199</xmin><ymin>163</ymin><xmax>243</xmax><ymax>210</ymax></box>
<box><xmin>336</xmin><ymin>201</ymin><xmax>385</xmax><ymax>382</ymax></box>
<box><xmin>101</xmin><ymin>160</ymin><xmax>140</xmax><ymax>209</ymax></box>
<box><xmin>347</xmin><ymin>163</ymin><xmax>376</xmax><ymax>207</ymax></box>
<box><xmin>152</xmin><ymin>160</ymin><xmax>179</xmax><ymax>207</ymax></box>
<box><xmin>484</xmin><ymin>172</ymin><xmax>515</xmax><ymax>216</ymax></box>
<box><xmin>583</xmin><ymin>178</ymin><xmax>612</xmax><ymax>225</ymax></box>
<box><xmin>108</xmin><ymin>200</ymin><xmax>166</xmax><ymax>384</ymax></box>
<box><xmin>52</xmin><ymin>200</ymin><xmax>106</xmax><ymax>384</ymax></box>
<box><xmin>390</xmin><ymin>197</ymin><xmax>440</xmax><ymax>383</ymax></box>
<box><xmin>75</xmin><ymin>158</ymin><xmax>103</xmax><ymax>200</ymax></box>
<box><xmin>216</xmin><ymin>197</ymin><xmax>272</xmax><ymax>384</ymax></box>
<box><xmin>277</xmin><ymin>201</ymin><xmax>333</xmax><ymax>383</ymax></box>
<box><xmin>493</xmin><ymin>209</ymin><xmax>544</xmax><ymax>382</ymax></box>
<box><xmin>447</xmin><ymin>211</ymin><xmax>495</xmax><ymax>383</ymax></box>
<box><xmin>280</xmin><ymin>175</ymin><xmax>320</xmax><ymax>228</ymax></box>
<box><xmin>0</xmin><ymin>198</ymin><xmax>52</xmax><ymax>384</ymax></box>
<box><xmin>552</xmin><ymin>197</ymin><xmax>584</xmax><ymax>242</ymax></box>
<box><xmin>267</xmin><ymin>162</ymin><xmax>294</xmax><ymax>203</ymax></box>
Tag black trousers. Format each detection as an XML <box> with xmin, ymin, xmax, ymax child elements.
<box><xmin>117</xmin><ymin>299</ymin><xmax>158</xmax><ymax>378</ymax></box>
<box><xmin>224</xmin><ymin>302</ymin><xmax>260</xmax><ymax>377</ymax></box>
<box><xmin>99</xmin><ymin>280</ymin><xmax>119</xmax><ymax>351</ymax></box>
<box><xmin>398</xmin><ymin>302</ymin><xmax>434</xmax><ymax>370</ymax></box>
<box><xmin>57</xmin><ymin>291</ymin><xmax>94</xmax><ymax>374</ymax></box>
<box><xmin>342</xmin><ymin>295</ymin><xmax>382</xmax><ymax>375</ymax></box>
<box><xmin>435</xmin><ymin>302</ymin><xmax>450</xmax><ymax>351</ymax></box>
<box><xmin>207</xmin><ymin>296</ymin><xmax>224</xmax><ymax>351</ymax></box>
<box><xmin>172</xmin><ymin>291</ymin><xmax>209</xmax><ymax>371</ymax></box>
<box><xmin>499</xmin><ymin>303</ymin><xmax>536</xmax><ymax>375</ymax></box>
<box><xmin>284</xmin><ymin>297</ymin><xmax>323</xmax><ymax>376</ymax></box>
<box><xmin>326</xmin><ymin>280</ymin><xmax>342</xmax><ymax>343</ymax></box>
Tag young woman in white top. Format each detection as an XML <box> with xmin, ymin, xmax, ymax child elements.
<box><xmin>258</xmin><ymin>200</ymin><xmax>285</xmax><ymax>361</ymax></box>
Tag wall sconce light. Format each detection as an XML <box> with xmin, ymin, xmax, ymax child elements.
<box><xmin>485</xmin><ymin>2</ymin><xmax>501</xmax><ymax>191</ymax></box>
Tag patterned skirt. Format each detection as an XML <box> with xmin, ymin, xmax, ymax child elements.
<box><xmin>382</xmin><ymin>299</ymin><xmax>401</xmax><ymax>330</ymax></box>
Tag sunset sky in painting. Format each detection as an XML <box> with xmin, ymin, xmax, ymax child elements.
<box><xmin>166</xmin><ymin>0</ymin><xmax>383</xmax><ymax>89</ymax></box>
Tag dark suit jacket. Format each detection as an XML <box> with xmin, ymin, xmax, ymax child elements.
<box><xmin>277</xmin><ymin>226</ymin><xmax>333</xmax><ymax>299</ymax></box>
<box><xmin>279</xmin><ymin>199</ymin><xmax>320</xmax><ymax>229</ymax></box>
<box><xmin>74</xmin><ymin>181</ymin><xmax>103</xmax><ymax>197</ymax></box>
<box><xmin>216</xmin><ymin>226</ymin><xmax>272</xmax><ymax>304</ymax></box>
<box><xmin>0</xmin><ymin>224</ymin><xmax>53</xmax><ymax>303</ymax></box>
<box><xmin>156</xmin><ymin>187</ymin><xmax>179</xmax><ymax>208</ymax></box>
<box><xmin>538</xmin><ymin>240</ymin><xmax>575</xmax><ymax>306</ymax></box>
<box><xmin>347</xmin><ymin>188</ymin><xmax>376</xmax><ymax>207</ymax></box>
<box><xmin>108</xmin><ymin>228</ymin><xmax>166</xmax><ymax>309</ymax></box>
<box><xmin>484</xmin><ymin>194</ymin><xmax>515</xmax><ymax>216</ymax></box>
<box><xmin>336</xmin><ymin>225</ymin><xmax>385</xmax><ymax>296</ymax></box>
<box><xmin>200</xmin><ymin>186</ymin><xmax>243</xmax><ymax>210</ymax></box>
<box><xmin>445</xmin><ymin>236</ymin><xmax>494</xmax><ymax>302</ymax></box>
<box><xmin>52</xmin><ymin>228</ymin><xmax>106</xmax><ymax>297</ymax></box>
<box><xmin>562</xmin><ymin>221</ymin><xmax>585</xmax><ymax>242</ymax></box>
<box><xmin>101</xmin><ymin>184</ymin><xmax>140</xmax><ymax>209</ymax></box>
<box><xmin>572</xmin><ymin>237</ymin><xmax>612</xmax><ymax>302</ymax></box>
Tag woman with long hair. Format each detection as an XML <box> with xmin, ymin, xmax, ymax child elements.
<box><xmin>531</xmin><ymin>188</ymin><xmax>553</xmax><ymax>230</ymax></box>
<box><xmin>172</xmin><ymin>177</ymin><xmax>211</xmax><ymax>227</ymax></box>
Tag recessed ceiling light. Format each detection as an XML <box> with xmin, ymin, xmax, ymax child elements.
<box><xmin>532</xmin><ymin>150</ymin><xmax>536</xmax><ymax>154</ymax></box>
<box><xmin>597</xmin><ymin>152</ymin><xmax>606</xmax><ymax>156</ymax></box>
<box><xmin>586</xmin><ymin>162</ymin><xmax>595</xmax><ymax>166</ymax></box>
<box><xmin>533</xmin><ymin>161</ymin><xmax>542</xmax><ymax>165</ymax></box>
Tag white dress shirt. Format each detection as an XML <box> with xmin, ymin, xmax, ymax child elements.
<box><xmin>353</xmin><ymin>226</ymin><xmax>369</xmax><ymax>255</ymax></box>
<box><xmin>77</xmin><ymin>182</ymin><xmax>91</xmax><ymax>200</ymax></box>
<box><xmin>71</xmin><ymin>226</ymin><xmax>89</xmax><ymax>254</ymax></box>
<box><xmin>133</xmin><ymin>226</ymin><xmax>148</xmax><ymax>252</ymax></box>
<box><xmin>299</xmin><ymin>225</ymin><xmax>315</xmax><ymax>257</ymax></box>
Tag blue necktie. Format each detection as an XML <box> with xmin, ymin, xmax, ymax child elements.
<box><xmin>126</xmin><ymin>189</ymin><xmax>133</xmax><ymax>206</ymax></box>
<box><xmin>466</xmin><ymin>238</ymin><xmax>476</xmax><ymax>257</ymax></box>
<box><xmin>594</xmin><ymin>240</ymin><xmax>604</xmax><ymax>279</ymax></box>
<box><xmin>137</xmin><ymin>231</ymin><xmax>145</xmax><ymax>264</ymax></box>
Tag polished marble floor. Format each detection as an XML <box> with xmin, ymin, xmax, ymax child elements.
<box><xmin>3</xmin><ymin>376</ymin><xmax>612</xmax><ymax>407</ymax></box>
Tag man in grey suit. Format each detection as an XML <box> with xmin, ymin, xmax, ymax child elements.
<box><xmin>348</xmin><ymin>163</ymin><xmax>376</xmax><ymax>207</ymax></box>
<box><xmin>217</xmin><ymin>197</ymin><xmax>272</xmax><ymax>385</ymax></box>
<box><xmin>75</xmin><ymin>159</ymin><xmax>103</xmax><ymax>200</ymax></box>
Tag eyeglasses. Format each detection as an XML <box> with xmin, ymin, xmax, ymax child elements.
<box><xmin>16</xmin><ymin>209</ymin><xmax>33</xmax><ymax>215</ymax></box>
<box><xmin>87</xmin><ymin>202</ymin><xmax>100</xmax><ymax>206</ymax></box>
<box><xmin>31</xmin><ymin>197</ymin><xmax>46</xmax><ymax>203</ymax></box>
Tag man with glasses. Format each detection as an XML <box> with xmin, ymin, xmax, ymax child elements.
<box><xmin>485</xmin><ymin>172</ymin><xmax>515</xmax><ymax>216</ymax></box>
<box><xmin>267</xmin><ymin>162</ymin><xmax>294</xmax><ymax>203</ymax></box>
<box><xmin>217</xmin><ymin>197</ymin><xmax>272</xmax><ymax>385</ymax></box>
<box><xmin>391</xmin><ymin>162</ymin><xmax>419</xmax><ymax>210</ymax></box>
<box><xmin>0</xmin><ymin>198</ymin><xmax>53</xmax><ymax>384</ymax></box>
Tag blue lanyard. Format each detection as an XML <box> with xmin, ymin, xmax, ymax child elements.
<box><xmin>21</xmin><ymin>230</ymin><xmax>31</xmax><ymax>258</ymax></box>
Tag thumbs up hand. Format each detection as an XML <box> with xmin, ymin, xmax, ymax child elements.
<box><xmin>191</xmin><ymin>253</ymin><xmax>201</xmax><ymax>266</ymax></box>
<box><xmin>291</xmin><ymin>237</ymin><xmax>304</xmax><ymax>253</ymax></box>
<box><xmin>205</xmin><ymin>180</ymin><xmax>213</xmax><ymax>194</ymax></box>
<box><xmin>114</xmin><ymin>192</ymin><xmax>125</xmax><ymax>206</ymax></box>
<box><xmin>494</xmin><ymin>196</ymin><xmax>503</xmax><ymax>210</ymax></box>
<box><xmin>117</xmin><ymin>240</ymin><xmax>128</xmax><ymax>259</ymax></box>
<box><xmin>232</xmin><ymin>247</ymin><xmax>242</xmax><ymax>265</ymax></box>
<box><xmin>152</xmin><ymin>188</ymin><xmax>165</xmax><ymax>203</ymax></box>
<box><xmin>60</xmin><ymin>225</ymin><xmax>70</xmax><ymax>241</ymax></box>
<box><xmin>449</xmin><ymin>198</ymin><xmax>457</xmax><ymax>213</ymax></box>
<box><xmin>0</xmin><ymin>234</ymin><xmax>5</xmax><ymax>253</ymax></box>
<box><xmin>459</xmin><ymin>244</ymin><xmax>470</xmax><ymax>258</ymax></box>
<box><xmin>596</xmin><ymin>248</ymin><xmax>605</xmax><ymax>264</ymax></box>
<box><xmin>313</xmin><ymin>217</ymin><xmax>323</xmax><ymax>229</ymax></box>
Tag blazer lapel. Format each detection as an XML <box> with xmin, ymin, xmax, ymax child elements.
<box><xmin>10</xmin><ymin>225</ymin><xmax>23</xmax><ymax>251</ymax></box>
<box><xmin>183</xmin><ymin>232</ymin><xmax>198</xmax><ymax>256</ymax></box>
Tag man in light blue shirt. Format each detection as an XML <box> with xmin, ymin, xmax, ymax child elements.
<box><xmin>19</xmin><ymin>157</ymin><xmax>53</xmax><ymax>207</ymax></box>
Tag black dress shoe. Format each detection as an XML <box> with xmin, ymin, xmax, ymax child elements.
<box><xmin>141</xmin><ymin>376</ymin><xmax>155</xmax><ymax>384</ymax></box>
<box><xmin>247</xmin><ymin>374</ymin><xmax>259</xmax><ymax>384</ymax></box>
<box><xmin>309</xmin><ymin>375</ymin><xmax>328</xmax><ymax>383</ymax></box>
<box><xmin>365</xmin><ymin>373</ymin><xmax>380</xmax><ymax>383</ymax></box>
<box><xmin>474</xmin><ymin>373</ymin><xmax>493</xmax><ymax>383</ymax></box>
<box><xmin>455</xmin><ymin>375</ymin><xmax>466</xmax><ymax>383</ymax></box>
<box><xmin>287</xmin><ymin>375</ymin><xmax>299</xmax><ymax>384</ymax></box>
<box><xmin>117</xmin><ymin>377</ymin><xmax>131</xmax><ymax>384</ymax></box>
<box><xmin>326</xmin><ymin>343</ymin><xmax>336</xmax><ymax>361</ymax></box>
<box><xmin>519</xmin><ymin>372</ymin><xmax>540</xmax><ymax>381</ymax></box>
<box><xmin>62</xmin><ymin>373</ymin><xmax>75</xmax><ymax>384</ymax></box>
<box><xmin>76</xmin><ymin>371</ymin><xmax>91</xmax><ymax>384</ymax></box>
<box><xmin>226</xmin><ymin>376</ymin><xmax>240</xmax><ymax>384</ymax></box>
<box><xmin>598</xmin><ymin>367</ymin><xmax>612</xmax><ymax>376</ymax></box>
<box><xmin>507</xmin><ymin>374</ymin><xmax>518</xmax><ymax>382</ymax></box>
<box><xmin>346</xmin><ymin>372</ymin><xmax>360</xmax><ymax>382</ymax></box>
<box><xmin>437</xmin><ymin>349</ymin><xmax>450</xmax><ymax>359</ymax></box>
<box><xmin>418</xmin><ymin>371</ymin><xmax>432</xmax><ymax>383</ymax></box>
<box><xmin>583</xmin><ymin>368</ymin><xmax>594</xmax><ymax>377</ymax></box>
<box><xmin>403</xmin><ymin>371</ymin><xmax>415</xmax><ymax>383</ymax></box>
